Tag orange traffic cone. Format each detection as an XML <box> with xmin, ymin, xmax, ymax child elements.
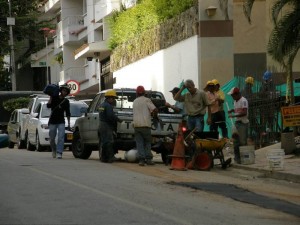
<box><xmin>170</xmin><ymin>122</ymin><xmax>188</xmax><ymax>171</ymax></box>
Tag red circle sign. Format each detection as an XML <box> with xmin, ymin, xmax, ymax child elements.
<box><xmin>66</xmin><ymin>80</ymin><xmax>80</xmax><ymax>95</ymax></box>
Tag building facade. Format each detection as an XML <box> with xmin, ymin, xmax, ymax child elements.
<box><xmin>25</xmin><ymin>0</ymin><xmax>299</xmax><ymax>103</ymax></box>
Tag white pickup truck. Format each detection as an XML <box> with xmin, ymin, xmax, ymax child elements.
<box><xmin>72</xmin><ymin>88</ymin><xmax>183</xmax><ymax>163</ymax></box>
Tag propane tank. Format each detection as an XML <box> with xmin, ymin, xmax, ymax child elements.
<box><xmin>124</xmin><ymin>149</ymin><xmax>139</xmax><ymax>162</ymax></box>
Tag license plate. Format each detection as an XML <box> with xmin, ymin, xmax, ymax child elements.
<box><xmin>67</xmin><ymin>133</ymin><xmax>73</xmax><ymax>140</ymax></box>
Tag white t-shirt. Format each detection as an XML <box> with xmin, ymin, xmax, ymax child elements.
<box><xmin>133</xmin><ymin>96</ymin><xmax>156</xmax><ymax>128</ymax></box>
<box><xmin>234</xmin><ymin>96</ymin><xmax>249</xmax><ymax>124</ymax></box>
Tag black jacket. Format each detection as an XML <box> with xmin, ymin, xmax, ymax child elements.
<box><xmin>47</xmin><ymin>97</ymin><xmax>70</xmax><ymax>124</ymax></box>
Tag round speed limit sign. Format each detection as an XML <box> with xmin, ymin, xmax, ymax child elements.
<box><xmin>66</xmin><ymin>80</ymin><xmax>80</xmax><ymax>95</ymax></box>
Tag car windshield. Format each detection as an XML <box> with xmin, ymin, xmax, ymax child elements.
<box><xmin>115</xmin><ymin>92</ymin><xmax>163</xmax><ymax>109</ymax></box>
<box><xmin>40</xmin><ymin>102</ymin><xmax>88</xmax><ymax>118</ymax></box>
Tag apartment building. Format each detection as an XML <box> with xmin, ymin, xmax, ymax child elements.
<box><xmin>29</xmin><ymin>0</ymin><xmax>299</xmax><ymax>103</ymax></box>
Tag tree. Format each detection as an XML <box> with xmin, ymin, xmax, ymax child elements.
<box><xmin>0</xmin><ymin>0</ymin><xmax>50</xmax><ymax>91</ymax></box>
<box><xmin>243</xmin><ymin>0</ymin><xmax>300</xmax><ymax>104</ymax></box>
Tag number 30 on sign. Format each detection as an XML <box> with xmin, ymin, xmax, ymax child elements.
<box><xmin>66</xmin><ymin>80</ymin><xmax>80</xmax><ymax>95</ymax></box>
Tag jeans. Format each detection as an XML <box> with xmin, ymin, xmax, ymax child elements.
<box><xmin>233</xmin><ymin>122</ymin><xmax>248</xmax><ymax>163</ymax></box>
<box><xmin>49</xmin><ymin>123</ymin><xmax>65</xmax><ymax>154</ymax></box>
<box><xmin>134</xmin><ymin>127</ymin><xmax>153</xmax><ymax>160</ymax></box>
<box><xmin>187</xmin><ymin>115</ymin><xmax>204</xmax><ymax>132</ymax></box>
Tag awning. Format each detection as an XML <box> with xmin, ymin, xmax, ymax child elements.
<box><xmin>74</xmin><ymin>41</ymin><xmax>111</xmax><ymax>61</ymax></box>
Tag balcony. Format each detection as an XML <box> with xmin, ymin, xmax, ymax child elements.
<box><xmin>95</xmin><ymin>0</ymin><xmax>121</xmax><ymax>23</ymax></box>
<box><xmin>61</xmin><ymin>67</ymin><xmax>86</xmax><ymax>83</ymax></box>
<box><xmin>44</xmin><ymin>0</ymin><xmax>61</xmax><ymax>14</ymax></box>
<box><xmin>30</xmin><ymin>43</ymin><xmax>54</xmax><ymax>68</ymax></box>
<box><xmin>61</xmin><ymin>15</ymin><xmax>87</xmax><ymax>44</ymax></box>
<box><xmin>74</xmin><ymin>40</ymin><xmax>110</xmax><ymax>61</ymax></box>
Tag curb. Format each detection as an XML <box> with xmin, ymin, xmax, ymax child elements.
<box><xmin>232</xmin><ymin>164</ymin><xmax>300</xmax><ymax>184</ymax></box>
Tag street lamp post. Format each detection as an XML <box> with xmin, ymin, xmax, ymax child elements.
<box><xmin>8</xmin><ymin>0</ymin><xmax>16</xmax><ymax>91</ymax></box>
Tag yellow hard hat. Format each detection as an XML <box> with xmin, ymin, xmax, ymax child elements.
<box><xmin>212</xmin><ymin>79</ymin><xmax>219</xmax><ymax>85</ymax></box>
<box><xmin>206</xmin><ymin>80</ymin><xmax>214</xmax><ymax>86</ymax></box>
<box><xmin>105</xmin><ymin>89</ymin><xmax>117</xmax><ymax>98</ymax></box>
<box><xmin>245</xmin><ymin>76</ymin><xmax>254</xmax><ymax>85</ymax></box>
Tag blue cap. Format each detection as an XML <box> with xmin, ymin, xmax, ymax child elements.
<box><xmin>263</xmin><ymin>71</ymin><xmax>272</xmax><ymax>80</ymax></box>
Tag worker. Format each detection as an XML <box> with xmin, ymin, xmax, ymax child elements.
<box><xmin>165</xmin><ymin>87</ymin><xmax>185</xmax><ymax>115</ymax></box>
<box><xmin>98</xmin><ymin>89</ymin><xmax>121</xmax><ymax>163</ymax></box>
<box><xmin>243</xmin><ymin>76</ymin><xmax>254</xmax><ymax>100</ymax></box>
<box><xmin>211</xmin><ymin>79</ymin><xmax>228</xmax><ymax>138</ymax></box>
<box><xmin>133</xmin><ymin>85</ymin><xmax>158</xmax><ymax>166</ymax></box>
<box><xmin>227</xmin><ymin>87</ymin><xmax>249</xmax><ymax>164</ymax></box>
<box><xmin>174</xmin><ymin>79</ymin><xmax>211</xmax><ymax>132</ymax></box>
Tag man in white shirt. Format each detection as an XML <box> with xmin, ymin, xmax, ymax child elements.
<box><xmin>228</xmin><ymin>87</ymin><xmax>249</xmax><ymax>164</ymax></box>
<box><xmin>133</xmin><ymin>85</ymin><xmax>158</xmax><ymax>166</ymax></box>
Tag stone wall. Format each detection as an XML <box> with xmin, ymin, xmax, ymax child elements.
<box><xmin>111</xmin><ymin>6</ymin><xmax>199</xmax><ymax>72</ymax></box>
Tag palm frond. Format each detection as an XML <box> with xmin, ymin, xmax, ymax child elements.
<box><xmin>243</xmin><ymin>0</ymin><xmax>255</xmax><ymax>24</ymax></box>
<box><xmin>218</xmin><ymin>0</ymin><xmax>229</xmax><ymax>20</ymax></box>
<box><xmin>271</xmin><ymin>0</ymin><xmax>298</xmax><ymax>24</ymax></box>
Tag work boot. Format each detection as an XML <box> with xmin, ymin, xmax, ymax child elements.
<box><xmin>139</xmin><ymin>159</ymin><xmax>145</xmax><ymax>166</ymax></box>
<box><xmin>146</xmin><ymin>159</ymin><xmax>155</xmax><ymax>165</ymax></box>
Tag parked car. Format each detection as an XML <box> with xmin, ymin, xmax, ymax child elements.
<box><xmin>7</xmin><ymin>108</ymin><xmax>30</xmax><ymax>148</ymax></box>
<box><xmin>26</xmin><ymin>100</ymin><xmax>88</xmax><ymax>151</ymax></box>
<box><xmin>20</xmin><ymin>94</ymin><xmax>50</xmax><ymax>149</ymax></box>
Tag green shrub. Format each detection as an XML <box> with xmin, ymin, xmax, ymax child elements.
<box><xmin>107</xmin><ymin>0</ymin><xmax>195</xmax><ymax>50</ymax></box>
<box><xmin>3</xmin><ymin>97</ymin><xmax>30</xmax><ymax>112</ymax></box>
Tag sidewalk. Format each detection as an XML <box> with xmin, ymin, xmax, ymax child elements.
<box><xmin>232</xmin><ymin>143</ymin><xmax>300</xmax><ymax>183</ymax></box>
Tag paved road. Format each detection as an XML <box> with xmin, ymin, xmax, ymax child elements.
<box><xmin>0</xmin><ymin>148</ymin><xmax>299</xmax><ymax>225</ymax></box>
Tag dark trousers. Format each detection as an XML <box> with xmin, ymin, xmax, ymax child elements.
<box><xmin>99</xmin><ymin>121</ymin><xmax>114</xmax><ymax>162</ymax></box>
<box><xmin>210</xmin><ymin>111</ymin><xmax>228</xmax><ymax>138</ymax></box>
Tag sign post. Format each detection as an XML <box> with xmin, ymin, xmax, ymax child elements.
<box><xmin>66</xmin><ymin>80</ymin><xmax>80</xmax><ymax>96</ymax></box>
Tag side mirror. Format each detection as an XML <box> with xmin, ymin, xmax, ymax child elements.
<box><xmin>32</xmin><ymin>113</ymin><xmax>39</xmax><ymax>118</ymax></box>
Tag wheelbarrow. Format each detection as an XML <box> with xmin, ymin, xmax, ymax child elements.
<box><xmin>186</xmin><ymin>137</ymin><xmax>231</xmax><ymax>170</ymax></box>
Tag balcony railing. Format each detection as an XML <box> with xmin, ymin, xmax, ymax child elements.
<box><xmin>44</xmin><ymin>0</ymin><xmax>61</xmax><ymax>13</ymax></box>
<box><xmin>95</xmin><ymin>0</ymin><xmax>121</xmax><ymax>23</ymax></box>
<box><xmin>61</xmin><ymin>67</ymin><xmax>86</xmax><ymax>82</ymax></box>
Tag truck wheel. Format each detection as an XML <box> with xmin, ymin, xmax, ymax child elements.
<box><xmin>8</xmin><ymin>141</ymin><xmax>14</xmax><ymax>148</ymax></box>
<box><xmin>161</xmin><ymin>150</ymin><xmax>172</xmax><ymax>165</ymax></box>
<box><xmin>72</xmin><ymin>130</ymin><xmax>92</xmax><ymax>159</ymax></box>
<box><xmin>26</xmin><ymin>134</ymin><xmax>35</xmax><ymax>151</ymax></box>
<box><xmin>35</xmin><ymin>133</ymin><xmax>44</xmax><ymax>152</ymax></box>
<box><xmin>17</xmin><ymin>136</ymin><xmax>25</xmax><ymax>149</ymax></box>
<box><xmin>17</xmin><ymin>129</ymin><xmax>25</xmax><ymax>149</ymax></box>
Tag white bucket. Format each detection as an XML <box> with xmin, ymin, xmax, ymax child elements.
<box><xmin>240</xmin><ymin>145</ymin><xmax>255</xmax><ymax>165</ymax></box>
<box><xmin>266</xmin><ymin>149</ymin><xmax>285</xmax><ymax>170</ymax></box>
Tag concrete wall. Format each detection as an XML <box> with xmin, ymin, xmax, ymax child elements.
<box><xmin>114</xmin><ymin>36</ymin><xmax>199</xmax><ymax>104</ymax></box>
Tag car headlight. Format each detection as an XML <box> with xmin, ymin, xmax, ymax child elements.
<box><xmin>41</xmin><ymin>124</ymin><xmax>49</xmax><ymax>129</ymax></box>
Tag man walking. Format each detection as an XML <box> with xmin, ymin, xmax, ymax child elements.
<box><xmin>47</xmin><ymin>83</ymin><xmax>71</xmax><ymax>159</ymax></box>
<box><xmin>227</xmin><ymin>87</ymin><xmax>249</xmax><ymax>164</ymax></box>
<box><xmin>133</xmin><ymin>85</ymin><xmax>158</xmax><ymax>166</ymax></box>
<box><xmin>174</xmin><ymin>79</ymin><xmax>211</xmax><ymax>132</ymax></box>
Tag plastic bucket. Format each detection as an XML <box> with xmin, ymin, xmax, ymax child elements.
<box><xmin>266</xmin><ymin>149</ymin><xmax>285</xmax><ymax>170</ymax></box>
<box><xmin>240</xmin><ymin>145</ymin><xmax>255</xmax><ymax>165</ymax></box>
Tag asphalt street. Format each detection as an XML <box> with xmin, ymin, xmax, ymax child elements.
<box><xmin>0</xmin><ymin>148</ymin><xmax>299</xmax><ymax>225</ymax></box>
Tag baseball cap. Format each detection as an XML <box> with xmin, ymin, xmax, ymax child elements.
<box><xmin>170</xmin><ymin>87</ymin><xmax>180</xmax><ymax>94</ymax></box>
<box><xmin>136</xmin><ymin>85</ymin><xmax>145</xmax><ymax>94</ymax></box>
<box><xmin>227</xmin><ymin>87</ymin><xmax>240</xmax><ymax>95</ymax></box>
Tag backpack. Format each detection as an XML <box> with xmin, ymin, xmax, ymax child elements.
<box><xmin>43</xmin><ymin>84</ymin><xmax>60</xmax><ymax>97</ymax></box>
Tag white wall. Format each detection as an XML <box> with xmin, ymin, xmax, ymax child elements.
<box><xmin>113</xmin><ymin>36</ymin><xmax>199</xmax><ymax>104</ymax></box>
